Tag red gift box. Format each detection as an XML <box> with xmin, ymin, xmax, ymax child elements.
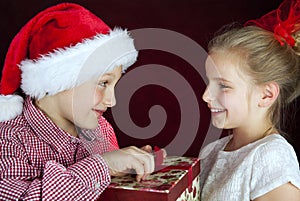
<box><xmin>99</xmin><ymin>156</ymin><xmax>200</xmax><ymax>201</ymax></box>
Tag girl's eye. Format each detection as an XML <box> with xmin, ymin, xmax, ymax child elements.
<box><xmin>99</xmin><ymin>81</ymin><xmax>108</xmax><ymax>87</ymax></box>
<box><xmin>219</xmin><ymin>83</ymin><xmax>230</xmax><ymax>89</ymax></box>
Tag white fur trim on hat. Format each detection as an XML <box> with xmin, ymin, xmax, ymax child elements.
<box><xmin>0</xmin><ymin>95</ymin><xmax>23</xmax><ymax>122</ymax></box>
<box><xmin>20</xmin><ymin>28</ymin><xmax>138</xmax><ymax>100</ymax></box>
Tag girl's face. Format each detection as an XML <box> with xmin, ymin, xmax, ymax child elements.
<box><xmin>202</xmin><ymin>52</ymin><xmax>262</xmax><ymax>130</ymax></box>
<box><xmin>54</xmin><ymin>66</ymin><xmax>122</xmax><ymax>131</ymax></box>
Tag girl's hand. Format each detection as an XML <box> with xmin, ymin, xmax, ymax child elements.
<box><xmin>101</xmin><ymin>146</ymin><xmax>155</xmax><ymax>182</ymax></box>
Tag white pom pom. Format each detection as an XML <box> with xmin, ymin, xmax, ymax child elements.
<box><xmin>0</xmin><ymin>94</ymin><xmax>24</xmax><ymax>122</ymax></box>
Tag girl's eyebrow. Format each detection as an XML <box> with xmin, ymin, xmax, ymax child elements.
<box><xmin>212</xmin><ymin>77</ymin><xmax>232</xmax><ymax>83</ymax></box>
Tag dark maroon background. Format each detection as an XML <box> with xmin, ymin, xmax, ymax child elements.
<box><xmin>1</xmin><ymin>0</ymin><xmax>299</xmax><ymax>159</ymax></box>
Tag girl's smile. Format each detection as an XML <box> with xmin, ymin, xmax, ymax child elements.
<box><xmin>203</xmin><ymin>52</ymin><xmax>263</xmax><ymax>131</ymax></box>
<box><xmin>210</xmin><ymin>108</ymin><xmax>226</xmax><ymax>115</ymax></box>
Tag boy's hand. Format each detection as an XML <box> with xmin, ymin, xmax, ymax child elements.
<box><xmin>140</xmin><ymin>145</ymin><xmax>167</xmax><ymax>167</ymax></box>
<box><xmin>141</xmin><ymin>145</ymin><xmax>167</xmax><ymax>158</ymax></box>
<box><xmin>101</xmin><ymin>146</ymin><xmax>155</xmax><ymax>182</ymax></box>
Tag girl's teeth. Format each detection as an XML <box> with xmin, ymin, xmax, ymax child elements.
<box><xmin>211</xmin><ymin>109</ymin><xmax>224</xmax><ymax>112</ymax></box>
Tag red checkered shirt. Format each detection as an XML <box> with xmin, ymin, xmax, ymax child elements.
<box><xmin>0</xmin><ymin>97</ymin><xmax>119</xmax><ymax>200</ymax></box>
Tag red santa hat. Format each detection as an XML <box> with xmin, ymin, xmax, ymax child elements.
<box><xmin>0</xmin><ymin>3</ymin><xmax>138</xmax><ymax>122</ymax></box>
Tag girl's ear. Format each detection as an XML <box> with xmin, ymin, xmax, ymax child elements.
<box><xmin>258</xmin><ymin>82</ymin><xmax>280</xmax><ymax>107</ymax></box>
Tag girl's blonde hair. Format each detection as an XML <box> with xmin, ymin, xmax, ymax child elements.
<box><xmin>208</xmin><ymin>25</ymin><xmax>300</xmax><ymax>132</ymax></box>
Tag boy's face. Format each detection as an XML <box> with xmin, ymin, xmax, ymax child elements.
<box><xmin>60</xmin><ymin>66</ymin><xmax>122</xmax><ymax>130</ymax></box>
<box><xmin>202</xmin><ymin>52</ymin><xmax>262</xmax><ymax>130</ymax></box>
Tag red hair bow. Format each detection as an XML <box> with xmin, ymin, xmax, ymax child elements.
<box><xmin>245</xmin><ymin>0</ymin><xmax>300</xmax><ymax>47</ymax></box>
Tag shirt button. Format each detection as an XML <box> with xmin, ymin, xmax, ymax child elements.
<box><xmin>70</xmin><ymin>138</ymin><xmax>77</xmax><ymax>143</ymax></box>
<box><xmin>94</xmin><ymin>182</ymin><xmax>101</xmax><ymax>189</ymax></box>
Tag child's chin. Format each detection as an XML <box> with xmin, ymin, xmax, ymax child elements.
<box><xmin>83</xmin><ymin>123</ymin><xmax>98</xmax><ymax>130</ymax></box>
<box><xmin>213</xmin><ymin>124</ymin><xmax>225</xmax><ymax>129</ymax></box>
<box><xmin>212</xmin><ymin>119</ymin><xmax>226</xmax><ymax>129</ymax></box>
<box><xmin>76</xmin><ymin>120</ymin><xmax>98</xmax><ymax>130</ymax></box>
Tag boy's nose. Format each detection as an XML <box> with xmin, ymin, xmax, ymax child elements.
<box><xmin>103</xmin><ymin>90</ymin><xmax>116</xmax><ymax>107</ymax></box>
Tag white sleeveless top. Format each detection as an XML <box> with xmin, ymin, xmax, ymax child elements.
<box><xmin>199</xmin><ymin>134</ymin><xmax>300</xmax><ymax>201</ymax></box>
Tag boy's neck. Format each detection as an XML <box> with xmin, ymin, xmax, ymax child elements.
<box><xmin>34</xmin><ymin>98</ymin><xmax>79</xmax><ymax>138</ymax></box>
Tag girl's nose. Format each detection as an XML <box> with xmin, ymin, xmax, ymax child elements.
<box><xmin>202</xmin><ymin>87</ymin><xmax>213</xmax><ymax>103</ymax></box>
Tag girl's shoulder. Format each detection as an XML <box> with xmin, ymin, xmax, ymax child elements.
<box><xmin>250</xmin><ymin>134</ymin><xmax>300</xmax><ymax>198</ymax></box>
<box><xmin>250</xmin><ymin>134</ymin><xmax>294</xmax><ymax>155</ymax></box>
<box><xmin>225</xmin><ymin>134</ymin><xmax>297</xmax><ymax>162</ymax></box>
<box><xmin>251</xmin><ymin>134</ymin><xmax>298</xmax><ymax>162</ymax></box>
<box><xmin>199</xmin><ymin>134</ymin><xmax>295</xmax><ymax>160</ymax></box>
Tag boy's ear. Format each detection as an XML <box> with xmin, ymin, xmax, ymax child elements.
<box><xmin>258</xmin><ymin>82</ymin><xmax>280</xmax><ymax>107</ymax></box>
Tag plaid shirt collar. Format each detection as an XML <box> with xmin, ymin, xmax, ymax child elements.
<box><xmin>23</xmin><ymin>96</ymin><xmax>79</xmax><ymax>153</ymax></box>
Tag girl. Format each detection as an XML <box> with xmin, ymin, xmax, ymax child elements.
<box><xmin>0</xmin><ymin>3</ymin><xmax>155</xmax><ymax>200</ymax></box>
<box><xmin>200</xmin><ymin>0</ymin><xmax>300</xmax><ymax>200</ymax></box>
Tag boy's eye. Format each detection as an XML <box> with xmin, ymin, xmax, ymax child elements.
<box><xmin>99</xmin><ymin>81</ymin><xmax>108</xmax><ymax>87</ymax></box>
